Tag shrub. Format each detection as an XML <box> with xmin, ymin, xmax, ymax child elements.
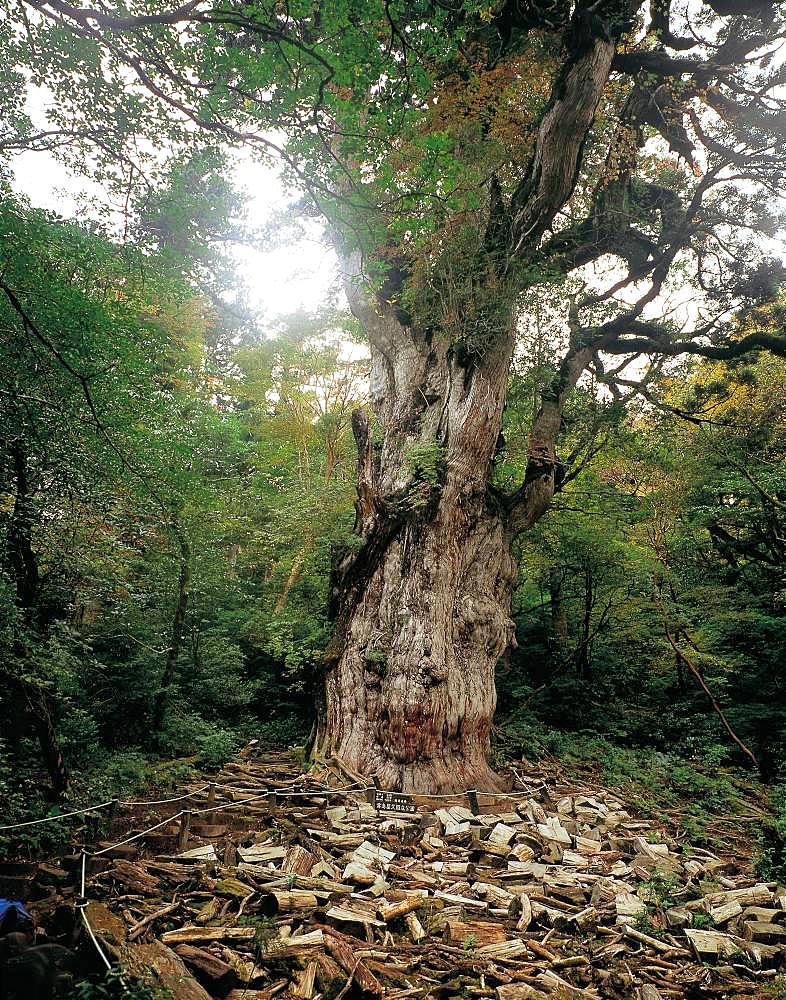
<box><xmin>198</xmin><ymin>727</ymin><xmax>239</xmax><ymax>768</ymax></box>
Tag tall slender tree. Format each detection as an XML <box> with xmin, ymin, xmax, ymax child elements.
<box><xmin>5</xmin><ymin>0</ymin><xmax>786</xmax><ymax>789</ymax></box>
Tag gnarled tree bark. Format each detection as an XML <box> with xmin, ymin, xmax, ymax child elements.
<box><xmin>313</xmin><ymin>14</ymin><xmax>616</xmax><ymax>792</ymax></box>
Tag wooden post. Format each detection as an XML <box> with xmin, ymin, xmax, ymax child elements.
<box><xmin>206</xmin><ymin>783</ymin><xmax>216</xmax><ymax>809</ymax></box>
<box><xmin>178</xmin><ymin>811</ymin><xmax>191</xmax><ymax>851</ymax></box>
<box><xmin>467</xmin><ymin>789</ymin><xmax>480</xmax><ymax>816</ymax></box>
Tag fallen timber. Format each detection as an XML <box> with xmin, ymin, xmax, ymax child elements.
<box><xmin>14</xmin><ymin>746</ymin><xmax>786</xmax><ymax>999</ymax></box>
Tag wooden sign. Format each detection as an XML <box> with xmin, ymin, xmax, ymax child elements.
<box><xmin>373</xmin><ymin>790</ymin><xmax>418</xmax><ymax>815</ymax></box>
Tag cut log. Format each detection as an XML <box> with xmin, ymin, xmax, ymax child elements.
<box><xmin>708</xmin><ymin>900</ymin><xmax>742</xmax><ymax>925</ymax></box>
<box><xmin>174</xmin><ymin>944</ymin><xmax>236</xmax><ymax>993</ymax></box>
<box><xmin>431</xmin><ymin>861</ymin><xmax>474</xmax><ymax>877</ymax></box>
<box><xmin>352</xmin><ymin>841</ymin><xmax>395</xmax><ymax>870</ymax></box>
<box><xmin>176</xmin><ymin>845</ymin><xmax>217</xmax><ymax>861</ymax></box>
<box><xmin>478</xmin><ymin>939</ymin><xmax>528</xmax><ymax>959</ymax></box>
<box><xmin>274</xmin><ymin>930</ymin><xmax>326</xmax><ymax>958</ymax></box>
<box><xmin>324</xmin><ymin>932</ymin><xmax>382</xmax><ymax>995</ymax></box>
<box><xmin>570</xmin><ymin>905</ymin><xmax>598</xmax><ymax>932</ymax></box>
<box><xmin>257</xmin><ymin>890</ymin><xmax>318</xmax><ymax>916</ymax></box>
<box><xmin>742</xmin><ymin>920</ymin><xmax>786</xmax><ymax>944</ymax></box>
<box><xmin>537</xmin><ymin>818</ymin><xmax>571</xmax><ymax>846</ymax></box>
<box><xmin>434</xmin><ymin>890</ymin><xmax>487</xmax><ymax>912</ymax></box>
<box><xmin>684</xmin><ymin>928</ymin><xmax>739</xmax><ymax>961</ymax></box>
<box><xmin>132</xmin><ymin>941</ymin><xmax>215</xmax><ymax>1000</ymax></box>
<box><xmin>283</xmin><ymin>845</ymin><xmax>318</xmax><ymax>876</ymax></box>
<box><xmin>343</xmin><ymin>862</ymin><xmax>378</xmax><ymax>886</ymax></box>
<box><xmin>444</xmin><ymin>919</ymin><xmax>507</xmax><ymax>947</ymax></box>
<box><xmin>471</xmin><ymin>882</ymin><xmax>515</xmax><ymax>908</ymax></box>
<box><xmin>516</xmin><ymin>893</ymin><xmax>532</xmax><ymax>932</ymax></box>
<box><xmin>161</xmin><ymin>927</ymin><xmax>257</xmax><ymax>946</ymax></box>
<box><xmin>621</xmin><ymin>924</ymin><xmax>686</xmax><ymax>954</ymax></box>
<box><xmin>404</xmin><ymin>911</ymin><xmax>426</xmax><ymax>943</ymax></box>
<box><xmin>292</xmin><ymin>960</ymin><xmax>319</xmax><ymax>999</ymax></box>
<box><xmin>487</xmin><ymin>823</ymin><xmax>516</xmax><ymax>847</ymax></box>
<box><xmin>236</xmin><ymin>844</ymin><xmax>286</xmax><ymax>864</ymax></box>
<box><xmin>326</xmin><ymin>898</ymin><xmax>386</xmax><ymax>928</ymax></box>
<box><xmin>379</xmin><ymin>895</ymin><xmax>426</xmax><ymax>922</ymax></box>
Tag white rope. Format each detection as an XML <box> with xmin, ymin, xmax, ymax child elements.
<box><xmin>190</xmin><ymin>793</ymin><xmax>270</xmax><ymax>816</ymax></box>
<box><xmin>120</xmin><ymin>783</ymin><xmax>211</xmax><ymax>807</ymax></box>
<box><xmin>0</xmin><ymin>764</ymin><xmax>527</xmax><ymax>833</ymax></box>
<box><xmin>0</xmin><ymin>784</ymin><xmax>211</xmax><ymax>832</ymax></box>
<box><xmin>91</xmin><ymin>812</ymin><xmax>184</xmax><ymax>857</ymax></box>
<box><xmin>0</xmin><ymin>799</ymin><xmax>117</xmax><ymax>831</ymax></box>
<box><xmin>79</xmin><ymin>908</ymin><xmax>113</xmax><ymax>972</ymax></box>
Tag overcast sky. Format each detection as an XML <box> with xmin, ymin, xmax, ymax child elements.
<box><xmin>11</xmin><ymin>144</ymin><xmax>339</xmax><ymax>323</ymax></box>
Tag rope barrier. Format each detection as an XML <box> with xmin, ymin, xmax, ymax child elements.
<box><xmin>91</xmin><ymin>812</ymin><xmax>185</xmax><ymax>856</ymax></box>
<box><xmin>0</xmin><ymin>784</ymin><xmax>212</xmax><ymax>832</ymax></box>
<box><xmin>76</xmin><ymin>848</ymin><xmax>115</xmax><ymax>977</ymax></box>
<box><xmin>0</xmin><ymin>800</ymin><xmax>117</xmax><ymax>831</ymax></box>
<box><xmin>79</xmin><ymin>908</ymin><xmax>113</xmax><ymax>972</ymax></box>
<box><xmin>0</xmin><ymin>775</ymin><xmax>530</xmax><ymax>833</ymax></box>
<box><xmin>120</xmin><ymin>783</ymin><xmax>211</xmax><ymax>807</ymax></box>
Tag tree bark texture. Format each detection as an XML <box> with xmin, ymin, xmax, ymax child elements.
<box><xmin>314</xmin><ymin>319</ymin><xmax>519</xmax><ymax>792</ymax></box>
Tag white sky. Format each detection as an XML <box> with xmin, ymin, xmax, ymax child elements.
<box><xmin>11</xmin><ymin>146</ymin><xmax>339</xmax><ymax>322</ymax></box>
<box><xmin>232</xmin><ymin>156</ymin><xmax>340</xmax><ymax>319</ymax></box>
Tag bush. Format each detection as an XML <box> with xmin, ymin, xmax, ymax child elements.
<box><xmin>757</xmin><ymin>783</ymin><xmax>786</xmax><ymax>882</ymax></box>
<box><xmin>198</xmin><ymin>727</ymin><xmax>239</xmax><ymax>768</ymax></box>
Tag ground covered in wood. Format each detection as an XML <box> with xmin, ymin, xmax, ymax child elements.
<box><xmin>5</xmin><ymin>745</ymin><xmax>786</xmax><ymax>1000</ymax></box>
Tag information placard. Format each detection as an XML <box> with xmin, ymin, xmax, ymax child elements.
<box><xmin>373</xmin><ymin>790</ymin><xmax>418</xmax><ymax>815</ymax></box>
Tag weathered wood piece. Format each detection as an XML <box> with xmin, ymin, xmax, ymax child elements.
<box><xmin>161</xmin><ymin>927</ymin><xmax>257</xmax><ymax>945</ymax></box>
<box><xmin>174</xmin><ymin>944</ymin><xmax>236</xmax><ymax>992</ymax></box>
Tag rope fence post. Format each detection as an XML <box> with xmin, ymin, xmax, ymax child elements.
<box><xmin>177</xmin><ymin>810</ymin><xmax>191</xmax><ymax>851</ymax></box>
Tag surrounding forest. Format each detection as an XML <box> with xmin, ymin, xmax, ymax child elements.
<box><xmin>2</xmin><ymin>0</ymin><xmax>786</xmax><ymax>910</ymax></box>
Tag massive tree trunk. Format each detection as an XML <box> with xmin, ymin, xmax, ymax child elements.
<box><xmin>311</xmin><ymin>292</ymin><xmax>603</xmax><ymax>790</ymax></box>
<box><xmin>313</xmin><ymin>302</ymin><xmax>520</xmax><ymax>792</ymax></box>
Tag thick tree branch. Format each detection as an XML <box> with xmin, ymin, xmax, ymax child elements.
<box><xmin>507</xmin><ymin>11</ymin><xmax>616</xmax><ymax>258</ymax></box>
<box><xmin>601</xmin><ymin>322</ymin><xmax>786</xmax><ymax>360</ymax></box>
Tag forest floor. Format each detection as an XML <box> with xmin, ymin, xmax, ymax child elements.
<box><xmin>2</xmin><ymin>744</ymin><xmax>784</xmax><ymax>1000</ymax></box>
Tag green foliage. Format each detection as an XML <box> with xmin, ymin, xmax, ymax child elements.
<box><xmin>638</xmin><ymin>873</ymin><xmax>678</xmax><ymax>909</ymax></box>
<box><xmin>0</xmin><ymin>186</ymin><xmax>354</xmax><ymax>847</ymax></box>
<box><xmin>766</xmin><ymin>976</ymin><xmax>786</xmax><ymax>1000</ymax></box>
<box><xmin>404</xmin><ymin>441</ymin><xmax>445</xmax><ymax>486</ymax></box>
<box><xmin>69</xmin><ymin>970</ymin><xmax>172</xmax><ymax>1000</ymax></box>
<box><xmin>462</xmin><ymin>932</ymin><xmax>478</xmax><ymax>952</ymax></box>
<box><xmin>633</xmin><ymin>911</ymin><xmax>665</xmax><ymax>939</ymax></box>
<box><xmin>756</xmin><ymin>784</ymin><xmax>786</xmax><ymax>882</ymax></box>
<box><xmin>197</xmin><ymin>727</ymin><xmax>240</xmax><ymax>769</ymax></box>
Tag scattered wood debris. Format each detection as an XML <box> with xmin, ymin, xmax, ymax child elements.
<box><xmin>13</xmin><ymin>746</ymin><xmax>786</xmax><ymax>999</ymax></box>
